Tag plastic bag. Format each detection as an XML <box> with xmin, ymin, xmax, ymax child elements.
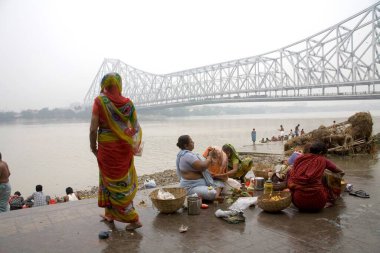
<box><xmin>228</xmin><ymin>197</ymin><xmax>257</xmax><ymax>211</ymax></box>
<box><xmin>222</xmin><ymin>178</ymin><xmax>241</xmax><ymax>195</ymax></box>
<box><xmin>214</xmin><ymin>209</ymin><xmax>238</xmax><ymax>218</ymax></box>
<box><xmin>144</xmin><ymin>179</ymin><xmax>156</xmax><ymax>189</ymax></box>
<box><xmin>214</xmin><ymin>209</ymin><xmax>246</xmax><ymax>224</ymax></box>
<box><xmin>157</xmin><ymin>189</ymin><xmax>175</xmax><ymax>200</ymax></box>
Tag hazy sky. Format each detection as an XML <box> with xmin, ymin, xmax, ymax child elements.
<box><xmin>0</xmin><ymin>0</ymin><xmax>377</xmax><ymax>112</ymax></box>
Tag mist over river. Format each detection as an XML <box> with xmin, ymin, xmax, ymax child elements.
<box><xmin>1</xmin><ymin>110</ymin><xmax>379</xmax><ymax>197</ymax></box>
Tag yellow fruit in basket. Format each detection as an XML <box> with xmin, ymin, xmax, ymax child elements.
<box><xmin>262</xmin><ymin>195</ymin><xmax>282</xmax><ymax>202</ymax></box>
<box><xmin>262</xmin><ymin>195</ymin><xmax>284</xmax><ymax>201</ymax></box>
<box><xmin>271</xmin><ymin>196</ymin><xmax>280</xmax><ymax>201</ymax></box>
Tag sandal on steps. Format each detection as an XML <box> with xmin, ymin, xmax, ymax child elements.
<box><xmin>349</xmin><ymin>190</ymin><xmax>370</xmax><ymax>198</ymax></box>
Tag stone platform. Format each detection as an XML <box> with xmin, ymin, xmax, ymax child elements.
<box><xmin>0</xmin><ymin>183</ymin><xmax>379</xmax><ymax>253</ymax></box>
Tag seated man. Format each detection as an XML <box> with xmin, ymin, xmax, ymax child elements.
<box><xmin>63</xmin><ymin>187</ymin><xmax>81</xmax><ymax>202</ymax></box>
<box><xmin>26</xmin><ymin>185</ymin><xmax>50</xmax><ymax>207</ymax></box>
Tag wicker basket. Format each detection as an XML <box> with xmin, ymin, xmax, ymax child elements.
<box><xmin>257</xmin><ymin>191</ymin><xmax>292</xmax><ymax>212</ymax></box>
<box><xmin>149</xmin><ymin>187</ymin><xmax>187</xmax><ymax>214</ymax></box>
<box><xmin>252</xmin><ymin>163</ymin><xmax>272</xmax><ymax>180</ymax></box>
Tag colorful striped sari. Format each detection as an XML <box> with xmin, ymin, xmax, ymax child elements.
<box><xmin>93</xmin><ymin>74</ymin><xmax>142</xmax><ymax>223</ymax></box>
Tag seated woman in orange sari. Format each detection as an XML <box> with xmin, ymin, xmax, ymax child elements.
<box><xmin>287</xmin><ymin>141</ymin><xmax>344</xmax><ymax>212</ymax></box>
<box><xmin>202</xmin><ymin>146</ymin><xmax>228</xmax><ymax>181</ymax></box>
<box><xmin>90</xmin><ymin>72</ymin><xmax>143</xmax><ymax>230</ymax></box>
<box><xmin>203</xmin><ymin>146</ymin><xmax>242</xmax><ymax>194</ymax></box>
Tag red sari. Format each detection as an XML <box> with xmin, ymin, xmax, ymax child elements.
<box><xmin>93</xmin><ymin>85</ymin><xmax>142</xmax><ymax>223</ymax></box>
<box><xmin>287</xmin><ymin>153</ymin><xmax>340</xmax><ymax>211</ymax></box>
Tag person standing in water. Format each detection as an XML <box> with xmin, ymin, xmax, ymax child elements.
<box><xmin>251</xmin><ymin>128</ymin><xmax>257</xmax><ymax>145</ymax></box>
<box><xmin>295</xmin><ymin>124</ymin><xmax>300</xmax><ymax>137</ymax></box>
<box><xmin>279</xmin><ymin>125</ymin><xmax>285</xmax><ymax>141</ymax></box>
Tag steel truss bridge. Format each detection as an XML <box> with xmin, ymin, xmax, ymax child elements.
<box><xmin>84</xmin><ymin>2</ymin><xmax>380</xmax><ymax>109</ymax></box>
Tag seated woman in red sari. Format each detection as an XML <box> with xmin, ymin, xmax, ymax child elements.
<box><xmin>287</xmin><ymin>141</ymin><xmax>344</xmax><ymax>212</ymax></box>
<box><xmin>90</xmin><ymin>72</ymin><xmax>143</xmax><ymax>230</ymax></box>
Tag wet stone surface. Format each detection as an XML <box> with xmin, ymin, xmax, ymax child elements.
<box><xmin>1</xmin><ymin>153</ymin><xmax>379</xmax><ymax>253</ymax></box>
<box><xmin>0</xmin><ymin>186</ymin><xmax>379</xmax><ymax>252</ymax></box>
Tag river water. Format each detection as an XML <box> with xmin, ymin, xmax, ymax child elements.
<box><xmin>0</xmin><ymin>110</ymin><xmax>379</xmax><ymax>197</ymax></box>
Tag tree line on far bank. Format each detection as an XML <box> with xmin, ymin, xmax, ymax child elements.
<box><xmin>1</xmin><ymin>105</ymin><xmax>261</xmax><ymax>122</ymax></box>
<box><xmin>1</xmin><ymin>101</ymin><xmax>379</xmax><ymax>123</ymax></box>
<box><xmin>0</xmin><ymin>107</ymin><xmax>92</xmax><ymax>123</ymax></box>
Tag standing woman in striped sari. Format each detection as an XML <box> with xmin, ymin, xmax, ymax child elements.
<box><xmin>90</xmin><ymin>72</ymin><xmax>143</xmax><ymax>230</ymax></box>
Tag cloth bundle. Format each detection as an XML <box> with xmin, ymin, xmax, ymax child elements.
<box><xmin>214</xmin><ymin>197</ymin><xmax>257</xmax><ymax>224</ymax></box>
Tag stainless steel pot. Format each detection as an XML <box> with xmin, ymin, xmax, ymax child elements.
<box><xmin>254</xmin><ymin>177</ymin><xmax>265</xmax><ymax>190</ymax></box>
<box><xmin>187</xmin><ymin>196</ymin><xmax>201</xmax><ymax>215</ymax></box>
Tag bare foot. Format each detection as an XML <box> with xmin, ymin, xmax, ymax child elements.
<box><xmin>99</xmin><ymin>214</ymin><xmax>114</xmax><ymax>223</ymax></box>
<box><xmin>125</xmin><ymin>221</ymin><xmax>142</xmax><ymax>231</ymax></box>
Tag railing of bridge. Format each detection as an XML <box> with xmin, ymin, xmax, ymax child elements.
<box><xmin>84</xmin><ymin>2</ymin><xmax>380</xmax><ymax>108</ymax></box>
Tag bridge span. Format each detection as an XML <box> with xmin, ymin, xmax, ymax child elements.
<box><xmin>136</xmin><ymin>92</ymin><xmax>380</xmax><ymax>111</ymax></box>
<box><xmin>84</xmin><ymin>2</ymin><xmax>380</xmax><ymax>109</ymax></box>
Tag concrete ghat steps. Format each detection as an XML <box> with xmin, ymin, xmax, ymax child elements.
<box><xmin>0</xmin><ymin>187</ymin><xmax>379</xmax><ymax>253</ymax></box>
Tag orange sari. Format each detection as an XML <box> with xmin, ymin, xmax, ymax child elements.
<box><xmin>202</xmin><ymin>146</ymin><xmax>227</xmax><ymax>177</ymax></box>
